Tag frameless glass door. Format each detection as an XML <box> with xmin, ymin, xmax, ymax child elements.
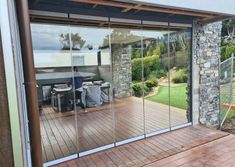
<box><xmin>31</xmin><ymin>23</ymin><xmax>77</xmax><ymax>163</ymax></box>
<box><xmin>143</xmin><ymin>29</ymin><xmax>171</xmax><ymax>135</ymax></box>
<box><xmin>110</xmin><ymin>28</ymin><xmax>145</xmax><ymax>143</ymax></box>
<box><xmin>69</xmin><ymin>26</ymin><xmax>115</xmax><ymax>153</ymax></box>
<box><xmin>169</xmin><ymin>27</ymin><xmax>192</xmax><ymax>128</ymax></box>
<box><xmin>31</xmin><ymin>21</ymin><xmax>193</xmax><ymax>165</ymax></box>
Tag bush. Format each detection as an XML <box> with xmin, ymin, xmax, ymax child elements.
<box><xmin>132</xmin><ymin>58</ymin><xmax>142</xmax><ymax>81</ymax></box>
<box><xmin>221</xmin><ymin>45</ymin><xmax>235</xmax><ymax>62</ymax></box>
<box><xmin>172</xmin><ymin>68</ymin><xmax>188</xmax><ymax>83</ymax></box>
<box><xmin>132</xmin><ymin>83</ymin><xmax>143</xmax><ymax>97</ymax></box>
<box><xmin>148</xmin><ymin>69</ymin><xmax>167</xmax><ymax>79</ymax></box>
<box><xmin>132</xmin><ymin>82</ymin><xmax>150</xmax><ymax>97</ymax></box>
<box><xmin>145</xmin><ymin>79</ymin><xmax>158</xmax><ymax>89</ymax></box>
<box><xmin>132</xmin><ymin>55</ymin><xmax>161</xmax><ymax>81</ymax></box>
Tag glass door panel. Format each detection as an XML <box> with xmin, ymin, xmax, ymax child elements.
<box><xmin>169</xmin><ymin>27</ymin><xmax>192</xmax><ymax>128</ymax></box>
<box><xmin>31</xmin><ymin>23</ymin><xmax>77</xmax><ymax>162</ymax></box>
<box><xmin>143</xmin><ymin>29</ymin><xmax>170</xmax><ymax>134</ymax></box>
<box><xmin>111</xmin><ymin>28</ymin><xmax>145</xmax><ymax>142</ymax></box>
<box><xmin>70</xmin><ymin>26</ymin><xmax>115</xmax><ymax>152</ymax></box>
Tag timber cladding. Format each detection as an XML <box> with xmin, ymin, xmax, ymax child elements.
<box><xmin>0</xmin><ymin>33</ymin><xmax>14</xmax><ymax>166</ymax></box>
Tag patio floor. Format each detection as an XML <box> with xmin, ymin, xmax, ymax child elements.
<box><xmin>40</xmin><ymin>97</ymin><xmax>188</xmax><ymax>162</ymax></box>
<box><xmin>52</xmin><ymin>125</ymin><xmax>229</xmax><ymax>167</ymax></box>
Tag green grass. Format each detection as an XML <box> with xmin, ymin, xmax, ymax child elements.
<box><xmin>146</xmin><ymin>84</ymin><xmax>187</xmax><ymax>110</ymax></box>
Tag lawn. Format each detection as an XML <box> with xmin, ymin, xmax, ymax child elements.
<box><xmin>146</xmin><ymin>84</ymin><xmax>187</xmax><ymax>110</ymax></box>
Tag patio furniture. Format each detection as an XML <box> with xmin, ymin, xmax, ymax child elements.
<box><xmin>101</xmin><ymin>82</ymin><xmax>110</xmax><ymax>103</ymax></box>
<box><xmin>84</xmin><ymin>85</ymin><xmax>103</xmax><ymax>107</ymax></box>
<box><xmin>51</xmin><ymin>85</ymin><xmax>73</xmax><ymax>112</ymax></box>
<box><xmin>36</xmin><ymin>71</ymin><xmax>95</xmax><ymax>109</ymax></box>
<box><xmin>76</xmin><ymin>81</ymin><xmax>111</xmax><ymax>108</ymax></box>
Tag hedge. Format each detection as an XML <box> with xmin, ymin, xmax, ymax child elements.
<box><xmin>132</xmin><ymin>55</ymin><xmax>162</xmax><ymax>81</ymax></box>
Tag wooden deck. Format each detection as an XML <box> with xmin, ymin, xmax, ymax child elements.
<box><xmin>146</xmin><ymin>134</ymin><xmax>235</xmax><ymax>167</ymax></box>
<box><xmin>40</xmin><ymin>97</ymin><xmax>188</xmax><ymax>162</ymax></box>
<box><xmin>52</xmin><ymin>126</ymin><xmax>229</xmax><ymax>167</ymax></box>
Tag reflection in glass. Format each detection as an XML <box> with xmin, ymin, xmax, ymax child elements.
<box><xmin>70</xmin><ymin>26</ymin><xmax>115</xmax><ymax>152</ymax></box>
<box><xmin>31</xmin><ymin>23</ymin><xmax>77</xmax><ymax>162</ymax></box>
<box><xmin>31</xmin><ymin>22</ymin><xmax>192</xmax><ymax>164</ymax></box>
<box><xmin>111</xmin><ymin>28</ymin><xmax>145</xmax><ymax>142</ymax></box>
<box><xmin>143</xmin><ymin>30</ymin><xmax>170</xmax><ymax>133</ymax></box>
<box><xmin>169</xmin><ymin>28</ymin><xmax>192</xmax><ymax>127</ymax></box>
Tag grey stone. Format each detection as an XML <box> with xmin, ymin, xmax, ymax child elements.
<box><xmin>193</xmin><ymin>21</ymin><xmax>222</xmax><ymax>128</ymax></box>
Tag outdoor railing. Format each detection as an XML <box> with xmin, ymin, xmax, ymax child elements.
<box><xmin>220</xmin><ymin>54</ymin><xmax>234</xmax><ymax>127</ymax></box>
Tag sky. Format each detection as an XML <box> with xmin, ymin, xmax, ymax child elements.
<box><xmin>31</xmin><ymin>23</ymin><xmax>165</xmax><ymax>50</ymax></box>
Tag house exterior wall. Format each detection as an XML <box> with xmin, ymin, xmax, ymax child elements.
<box><xmin>193</xmin><ymin>21</ymin><xmax>222</xmax><ymax>127</ymax></box>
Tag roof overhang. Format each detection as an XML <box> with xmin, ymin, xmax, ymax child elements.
<box><xmin>120</xmin><ymin>0</ymin><xmax>235</xmax><ymax>16</ymax></box>
<box><xmin>28</xmin><ymin>0</ymin><xmax>235</xmax><ymax>25</ymax></box>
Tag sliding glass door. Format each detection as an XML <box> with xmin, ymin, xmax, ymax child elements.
<box><xmin>69</xmin><ymin>26</ymin><xmax>115</xmax><ymax>153</ymax></box>
<box><xmin>142</xmin><ymin>29</ymin><xmax>171</xmax><ymax>134</ymax></box>
<box><xmin>31</xmin><ymin>21</ymin><xmax>192</xmax><ymax>165</ymax></box>
<box><xmin>31</xmin><ymin>23</ymin><xmax>77</xmax><ymax>162</ymax></box>
<box><xmin>111</xmin><ymin>28</ymin><xmax>145</xmax><ymax>143</ymax></box>
<box><xmin>169</xmin><ymin>27</ymin><xmax>192</xmax><ymax>128</ymax></box>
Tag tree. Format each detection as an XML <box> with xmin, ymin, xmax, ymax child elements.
<box><xmin>59</xmin><ymin>33</ymin><xmax>86</xmax><ymax>50</ymax></box>
<box><xmin>222</xmin><ymin>19</ymin><xmax>235</xmax><ymax>45</ymax></box>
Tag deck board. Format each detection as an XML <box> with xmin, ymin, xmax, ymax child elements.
<box><xmin>41</xmin><ymin>97</ymin><xmax>190</xmax><ymax>162</ymax></box>
<box><xmin>52</xmin><ymin>126</ymin><xmax>228</xmax><ymax>167</ymax></box>
<box><xmin>146</xmin><ymin>134</ymin><xmax>235</xmax><ymax>167</ymax></box>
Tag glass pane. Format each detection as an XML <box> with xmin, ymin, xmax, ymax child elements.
<box><xmin>31</xmin><ymin>23</ymin><xmax>77</xmax><ymax>162</ymax></box>
<box><xmin>111</xmin><ymin>28</ymin><xmax>144</xmax><ymax>142</ymax></box>
<box><xmin>70</xmin><ymin>26</ymin><xmax>115</xmax><ymax>152</ymax></box>
<box><xmin>143</xmin><ymin>29</ymin><xmax>170</xmax><ymax>133</ymax></box>
<box><xmin>169</xmin><ymin>27</ymin><xmax>192</xmax><ymax>127</ymax></box>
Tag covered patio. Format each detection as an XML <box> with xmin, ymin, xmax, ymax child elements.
<box><xmin>2</xmin><ymin>0</ymin><xmax>235</xmax><ymax>166</ymax></box>
<box><xmin>51</xmin><ymin>125</ymin><xmax>229</xmax><ymax>167</ymax></box>
<box><xmin>40</xmin><ymin>97</ymin><xmax>187</xmax><ymax>162</ymax></box>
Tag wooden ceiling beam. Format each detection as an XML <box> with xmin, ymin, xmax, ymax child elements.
<box><xmin>122</xmin><ymin>4</ymin><xmax>142</xmax><ymax>13</ymax></box>
<box><xmin>70</xmin><ymin>0</ymin><xmax>218</xmax><ymax>18</ymax></box>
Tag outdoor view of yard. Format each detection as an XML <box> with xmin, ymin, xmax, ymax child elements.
<box><xmin>146</xmin><ymin>84</ymin><xmax>187</xmax><ymax>110</ymax></box>
<box><xmin>129</xmin><ymin>30</ymin><xmax>190</xmax><ymax>112</ymax></box>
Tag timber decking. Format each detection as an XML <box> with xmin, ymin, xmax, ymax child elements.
<box><xmin>146</xmin><ymin>134</ymin><xmax>235</xmax><ymax>167</ymax></box>
<box><xmin>52</xmin><ymin>126</ymin><xmax>228</xmax><ymax>167</ymax></box>
<box><xmin>40</xmin><ymin>97</ymin><xmax>188</xmax><ymax>162</ymax></box>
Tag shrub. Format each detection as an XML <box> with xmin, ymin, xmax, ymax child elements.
<box><xmin>148</xmin><ymin>69</ymin><xmax>167</xmax><ymax>79</ymax></box>
<box><xmin>172</xmin><ymin>68</ymin><xmax>188</xmax><ymax>83</ymax></box>
<box><xmin>132</xmin><ymin>55</ymin><xmax>162</xmax><ymax>81</ymax></box>
<box><xmin>145</xmin><ymin>79</ymin><xmax>158</xmax><ymax>89</ymax></box>
<box><xmin>132</xmin><ymin>82</ymin><xmax>150</xmax><ymax>97</ymax></box>
<box><xmin>221</xmin><ymin>45</ymin><xmax>235</xmax><ymax>62</ymax></box>
<box><xmin>132</xmin><ymin>58</ymin><xmax>142</xmax><ymax>81</ymax></box>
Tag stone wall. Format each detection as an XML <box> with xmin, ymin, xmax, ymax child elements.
<box><xmin>193</xmin><ymin>21</ymin><xmax>222</xmax><ymax>127</ymax></box>
<box><xmin>112</xmin><ymin>45</ymin><xmax>132</xmax><ymax>98</ymax></box>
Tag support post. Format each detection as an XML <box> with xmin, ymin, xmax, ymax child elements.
<box><xmin>14</xmin><ymin>0</ymin><xmax>43</xmax><ymax>166</ymax></box>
